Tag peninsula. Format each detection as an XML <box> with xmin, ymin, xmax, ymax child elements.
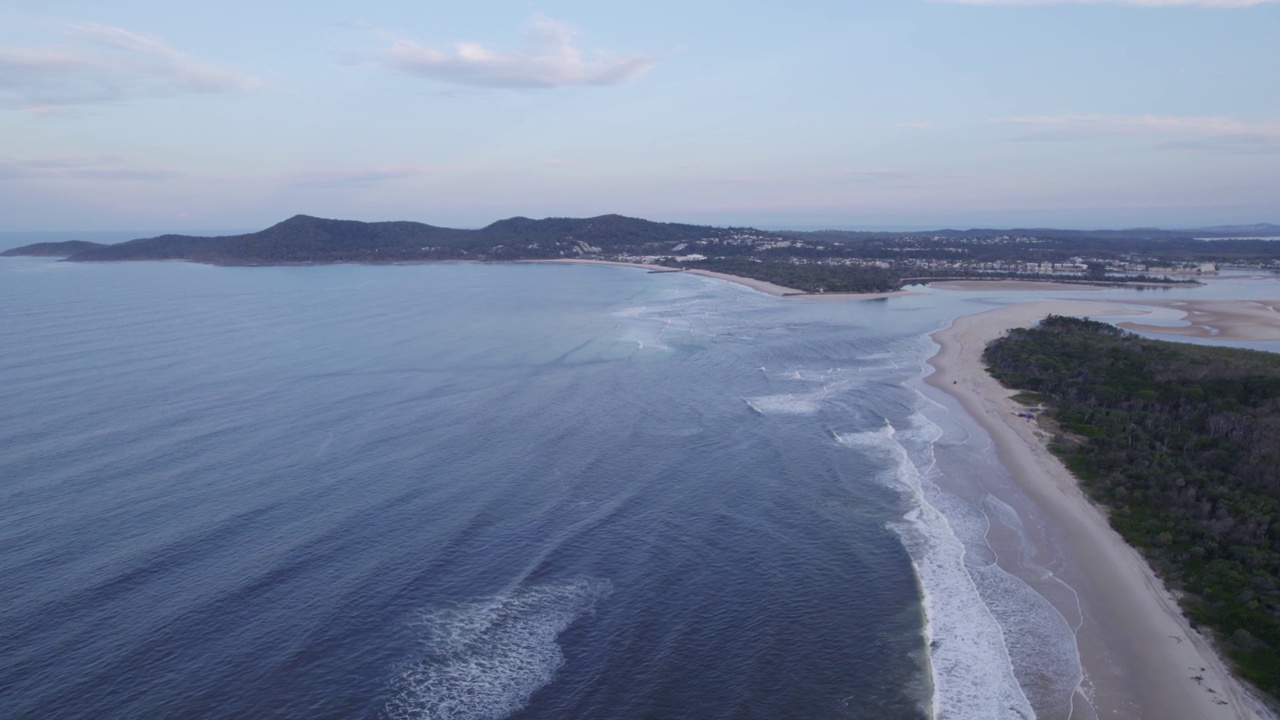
<box><xmin>931</xmin><ymin>305</ymin><xmax>1280</xmax><ymax>719</ymax></box>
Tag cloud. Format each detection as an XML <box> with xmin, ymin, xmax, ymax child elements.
<box><xmin>287</xmin><ymin>165</ymin><xmax>432</xmax><ymax>189</ymax></box>
<box><xmin>380</xmin><ymin>15</ymin><xmax>655</xmax><ymax>89</ymax></box>
<box><xmin>996</xmin><ymin>114</ymin><xmax>1280</xmax><ymax>151</ymax></box>
<box><xmin>938</xmin><ymin>0</ymin><xmax>1275</xmax><ymax>6</ymax></box>
<box><xmin>0</xmin><ymin>22</ymin><xmax>261</xmax><ymax>112</ymax></box>
<box><xmin>0</xmin><ymin>155</ymin><xmax>182</xmax><ymax>181</ymax></box>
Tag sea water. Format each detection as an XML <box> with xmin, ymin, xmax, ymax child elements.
<box><xmin>2</xmin><ymin>257</ymin><xmax>1271</xmax><ymax>719</ymax></box>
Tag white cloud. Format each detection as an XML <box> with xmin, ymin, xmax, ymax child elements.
<box><xmin>381</xmin><ymin>16</ymin><xmax>655</xmax><ymax>89</ymax></box>
<box><xmin>0</xmin><ymin>22</ymin><xmax>261</xmax><ymax>112</ymax></box>
<box><xmin>939</xmin><ymin>0</ymin><xmax>1276</xmax><ymax>6</ymax></box>
<box><xmin>997</xmin><ymin>114</ymin><xmax>1280</xmax><ymax>151</ymax></box>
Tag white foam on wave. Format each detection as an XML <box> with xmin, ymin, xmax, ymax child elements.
<box><xmin>783</xmin><ymin>368</ymin><xmax>846</xmax><ymax>383</ymax></box>
<box><xmin>383</xmin><ymin>577</ymin><xmax>611</xmax><ymax>720</ymax></box>
<box><xmin>836</xmin><ymin>415</ymin><xmax>1035</xmax><ymax>719</ymax></box>
<box><xmin>744</xmin><ymin>393</ymin><xmax>822</xmax><ymax>415</ymax></box>
<box><xmin>747</xmin><ymin>368</ymin><xmax>862</xmax><ymax>415</ymax></box>
<box><xmin>975</xmin><ymin>496</ymin><xmax>1085</xmax><ymax>719</ymax></box>
<box><xmin>914</xmin><ymin>388</ymin><xmax>1089</xmax><ymax>718</ymax></box>
<box><xmin>613</xmin><ymin>302</ymin><xmax>701</xmax><ymax>352</ymax></box>
<box><xmin>611</xmin><ymin>306</ymin><xmax>648</xmax><ymax>319</ymax></box>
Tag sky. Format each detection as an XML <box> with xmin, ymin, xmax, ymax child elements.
<box><xmin>1</xmin><ymin>0</ymin><xmax>1278</xmax><ymax>232</ymax></box>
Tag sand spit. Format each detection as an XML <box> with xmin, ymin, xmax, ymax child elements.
<box><xmin>532</xmin><ymin>259</ymin><xmax>918</xmax><ymax>300</ymax></box>
<box><xmin>927</xmin><ymin>301</ymin><xmax>1274</xmax><ymax>720</ymax></box>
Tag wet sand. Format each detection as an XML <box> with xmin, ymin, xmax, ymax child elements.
<box><xmin>928</xmin><ymin>301</ymin><xmax>1273</xmax><ymax>720</ymax></box>
<box><xmin>931</xmin><ymin>278</ymin><xmax>1280</xmax><ymax>342</ymax></box>
<box><xmin>1116</xmin><ymin>299</ymin><xmax>1280</xmax><ymax>341</ymax></box>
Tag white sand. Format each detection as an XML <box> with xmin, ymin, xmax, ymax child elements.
<box><xmin>930</xmin><ymin>278</ymin><xmax>1280</xmax><ymax>342</ymax></box>
<box><xmin>927</xmin><ymin>301</ymin><xmax>1273</xmax><ymax>720</ymax></box>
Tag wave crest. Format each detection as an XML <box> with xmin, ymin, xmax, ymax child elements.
<box><xmin>838</xmin><ymin>413</ymin><xmax>1036</xmax><ymax>719</ymax></box>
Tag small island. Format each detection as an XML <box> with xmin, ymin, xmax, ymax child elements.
<box><xmin>5</xmin><ymin>214</ymin><xmax>1279</xmax><ymax>295</ymax></box>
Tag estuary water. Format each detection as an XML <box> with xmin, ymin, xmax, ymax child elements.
<box><xmin>1</xmin><ymin>258</ymin><xmax>1271</xmax><ymax>719</ymax></box>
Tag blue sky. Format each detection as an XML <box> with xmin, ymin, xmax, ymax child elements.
<box><xmin>1</xmin><ymin>0</ymin><xmax>1277</xmax><ymax>231</ymax></box>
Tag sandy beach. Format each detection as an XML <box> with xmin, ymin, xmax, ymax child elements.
<box><xmin>535</xmin><ymin>259</ymin><xmax>917</xmax><ymax>300</ymax></box>
<box><xmin>931</xmin><ymin>278</ymin><xmax>1280</xmax><ymax>341</ymax></box>
<box><xmin>927</xmin><ymin>301</ymin><xmax>1275</xmax><ymax>720</ymax></box>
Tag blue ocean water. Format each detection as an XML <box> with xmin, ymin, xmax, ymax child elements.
<box><xmin>4</xmin><ymin>257</ymin><xmax>1272</xmax><ymax>719</ymax></box>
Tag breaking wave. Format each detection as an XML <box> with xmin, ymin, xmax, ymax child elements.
<box><xmin>744</xmin><ymin>393</ymin><xmax>823</xmax><ymax>415</ymax></box>
<box><xmin>837</xmin><ymin>414</ymin><xmax>1036</xmax><ymax>719</ymax></box>
<box><xmin>384</xmin><ymin>578</ymin><xmax>611</xmax><ymax>720</ymax></box>
<box><xmin>745</xmin><ymin>367</ymin><xmax>860</xmax><ymax>416</ymax></box>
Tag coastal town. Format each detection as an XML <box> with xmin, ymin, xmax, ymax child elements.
<box><xmin>607</xmin><ymin>231</ymin><xmax>1226</xmax><ymax>284</ymax></box>
<box><xmin>560</xmin><ymin>222</ymin><xmax>1277</xmax><ymax>291</ymax></box>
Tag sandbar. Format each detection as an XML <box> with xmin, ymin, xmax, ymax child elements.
<box><xmin>1116</xmin><ymin>299</ymin><xmax>1280</xmax><ymax>341</ymax></box>
<box><xmin>928</xmin><ymin>301</ymin><xmax>1274</xmax><ymax>719</ymax></box>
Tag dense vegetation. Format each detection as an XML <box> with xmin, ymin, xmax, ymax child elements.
<box><xmin>0</xmin><ymin>240</ymin><xmax>107</xmax><ymax>256</ymax></box>
<box><xmin>686</xmin><ymin>257</ymin><xmax>901</xmax><ymax>294</ymax></box>
<box><xmin>983</xmin><ymin>317</ymin><xmax>1280</xmax><ymax>696</ymax></box>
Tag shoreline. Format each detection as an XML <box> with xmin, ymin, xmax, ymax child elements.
<box><xmin>531</xmin><ymin>259</ymin><xmax>918</xmax><ymax>300</ymax></box>
<box><xmin>926</xmin><ymin>301</ymin><xmax>1273</xmax><ymax>720</ymax></box>
<box><xmin>7</xmin><ymin>252</ymin><xmax>911</xmax><ymax>299</ymax></box>
<box><xmin>1115</xmin><ymin>299</ymin><xmax>1280</xmax><ymax>341</ymax></box>
<box><xmin>929</xmin><ymin>278</ymin><xmax>1280</xmax><ymax>342</ymax></box>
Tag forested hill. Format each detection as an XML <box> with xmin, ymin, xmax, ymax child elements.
<box><xmin>0</xmin><ymin>214</ymin><xmax>746</xmax><ymax>264</ymax></box>
<box><xmin>983</xmin><ymin>317</ymin><xmax>1280</xmax><ymax>698</ymax></box>
<box><xmin>0</xmin><ymin>214</ymin><xmax>904</xmax><ymax>293</ymax></box>
<box><xmin>0</xmin><ymin>240</ymin><xmax>108</xmax><ymax>256</ymax></box>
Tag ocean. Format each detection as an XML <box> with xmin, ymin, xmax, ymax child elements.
<box><xmin>1</xmin><ymin>257</ymin><xmax>1274</xmax><ymax>719</ymax></box>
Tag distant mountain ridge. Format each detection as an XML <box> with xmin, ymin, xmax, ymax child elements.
<box><xmin>5</xmin><ymin>214</ymin><xmax>1280</xmax><ymax>295</ymax></box>
<box><xmin>0</xmin><ymin>214</ymin><xmax>750</xmax><ymax>264</ymax></box>
<box><xmin>4</xmin><ymin>214</ymin><xmax>1278</xmax><ymax>264</ymax></box>
<box><xmin>3</xmin><ymin>240</ymin><xmax>110</xmax><ymax>257</ymax></box>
